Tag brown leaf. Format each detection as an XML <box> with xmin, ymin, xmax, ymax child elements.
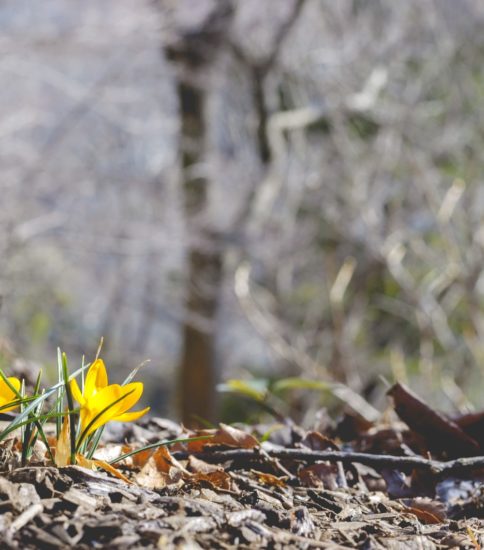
<box><xmin>54</xmin><ymin>417</ymin><xmax>71</xmax><ymax>467</ymax></box>
<box><xmin>210</xmin><ymin>424</ymin><xmax>259</xmax><ymax>449</ymax></box>
<box><xmin>301</xmin><ymin>431</ymin><xmax>339</xmax><ymax>451</ymax></box>
<box><xmin>190</xmin><ymin>470</ymin><xmax>234</xmax><ymax>491</ymax></box>
<box><xmin>401</xmin><ymin>497</ymin><xmax>446</xmax><ymax>524</ymax></box>
<box><xmin>333</xmin><ymin>411</ymin><xmax>374</xmax><ymax>441</ymax></box>
<box><xmin>130</xmin><ymin>447</ymin><xmax>154</xmax><ymax>468</ymax></box>
<box><xmin>182</xmin><ymin>423</ymin><xmax>259</xmax><ymax>452</ymax></box>
<box><xmin>453</xmin><ymin>411</ymin><xmax>484</xmax><ymax>448</ymax></box>
<box><xmin>135</xmin><ymin>460</ymin><xmax>170</xmax><ymax>489</ymax></box>
<box><xmin>186</xmin><ymin>455</ymin><xmax>237</xmax><ymax>490</ymax></box>
<box><xmin>93</xmin><ymin>459</ymin><xmax>133</xmax><ymax>485</ymax></box>
<box><xmin>177</xmin><ymin>429</ymin><xmax>215</xmax><ymax>453</ymax></box>
<box><xmin>299</xmin><ymin>463</ymin><xmax>339</xmax><ymax>490</ymax></box>
<box><xmin>403</xmin><ymin>505</ymin><xmax>442</xmax><ymax>524</ymax></box>
<box><xmin>387</xmin><ymin>383</ymin><xmax>480</xmax><ymax>457</ymax></box>
<box><xmin>406</xmin><ymin>498</ymin><xmax>446</xmax><ymax>523</ymax></box>
<box><xmin>76</xmin><ymin>454</ymin><xmax>132</xmax><ymax>485</ymax></box>
<box><xmin>134</xmin><ymin>445</ymin><xmax>187</xmax><ymax>489</ymax></box>
<box><xmin>152</xmin><ymin>445</ymin><xmax>189</xmax><ymax>474</ymax></box>
<box><xmin>252</xmin><ymin>470</ymin><xmax>287</xmax><ymax>488</ymax></box>
<box><xmin>75</xmin><ymin>453</ymin><xmax>96</xmax><ymax>471</ymax></box>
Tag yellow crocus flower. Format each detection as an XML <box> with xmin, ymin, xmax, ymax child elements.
<box><xmin>0</xmin><ymin>376</ymin><xmax>21</xmax><ymax>412</ymax></box>
<box><xmin>70</xmin><ymin>359</ymin><xmax>149</xmax><ymax>437</ymax></box>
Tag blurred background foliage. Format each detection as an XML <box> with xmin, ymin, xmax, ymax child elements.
<box><xmin>1</xmin><ymin>0</ymin><xmax>484</xmax><ymax>424</ymax></box>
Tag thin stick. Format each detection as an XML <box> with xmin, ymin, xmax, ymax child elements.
<box><xmin>171</xmin><ymin>448</ymin><xmax>484</xmax><ymax>476</ymax></box>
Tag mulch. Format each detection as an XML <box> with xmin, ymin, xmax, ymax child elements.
<box><xmin>0</xmin><ymin>383</ymin><xmax>483</xmax><ymax>549</ymax></box>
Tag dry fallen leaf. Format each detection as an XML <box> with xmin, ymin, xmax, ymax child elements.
<box><xmin>177</xmin><ymin>423</ymin><xmax>259</xmax><ymax>453</ymax></box>
<box><xmin>152</xmin><ymin>445</ymin><xmax>189</xmax><ymax>474</ymax></box>
<box><xmin>252</xmin><ymin>470</ymin><xmax>287</xmax><ymax>488</ymax></box>
<box><xmin>403</xmin><ymin>498</ymin><xmax>446</xmax><ymax>524</ymax></box>
<box><xmin>388</xmin><ymin>383</ymin><xmax>480</xmax><ymax>457</ymax></box>
<box><xmin>208</xmin><ymin>424</ymin><xmax>259</xmax><ymax>449</ymax></box>
<box><xmin>90</xmin><ymin>444</ymin><xmax>130</xmax><ymax>465</ymax></box>
<box><xmin>190</xmin><ymin>470</ymin><xmax>234</xmax><ymax>491</ymax></box>
<box><xmin>55</xmin><ymin>417</ymin><xmax>71</xmax><ymax>467</ymax></box>
<box><xmin>301</xmin><ymin>431</ymin><xmax>339</xmax><ymax>451</ymax></box>
<box><xmin>76</xmin><ymin>454</ymin><xmax>133</xmax><ymax>484</ymax></box>
<box><xmin>299</xmin><ymin>463</ymin><xmax>339</xmax><ymax>490</ymax></box>
<box><xmin>134</xmin><ymin>460</ymin><xmax>169</xmax><ymax>490</ymax></box>
<box><xmin>219</xmin><ymin>423</ymin><xmax>258</xmax><ymax>448</ymax></box>
<box><xmin>130</xmin><ymin>447</ymin><xmax>154</xmax><ymax>468</ymax></box>
<box><xmin>454</xmin><ymin>411</ymin><xmax>484</xmax><ymax>448</ymax></box>
<box><xmin>186</xmin><ymin>455</ymin><xmax>236</xmax><ymax>491</ymax></box>
<box><xmin>135</xmin><ymin>446</ymin><xmax>187</xmax><ymax>489</ymax></box>
<box><xmin>402</xmin><ymin>504</ymin><xmax>444</xmax><ymax>525</ymax></box>
<box><xmin>188</xmin><ymin>455</ymin><xmax>221</xmax><ymax>475</ymax></box>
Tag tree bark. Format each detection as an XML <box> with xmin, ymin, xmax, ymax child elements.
<box><xmin>161</xmin><ymin>0</ymin><xmax>233</xmax><ymax>425</ymax></box>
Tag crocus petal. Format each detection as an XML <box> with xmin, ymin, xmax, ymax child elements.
<box><xmin>0</xmin><ymin>377</ymin><xmax>21</xmax><ymax>412</ymax></box>
<box><xmin>70</xmin><ymin>378</ymin><xmax>85</xmax><ymax>406</ymax></box>
<box><xmin>114</xmin><ymin>406</ymin><xmax>150</xmax><ymax>423</ymax></box>
<box><xmin>83</xmin><ymin>414</ymin><xmax>107</xmax><ymax>436</ymax></box>
<box><xmin>81</xmin><ymin>410</ymin><xmax>106</xmax><ymax>437</ymax></box>
<box><xmin>81</xmin><ymin>385</ymin><xmax>126</xmax><ymax>435</ymax></box>
<box><xmin>84</xmin><ymin>359</ymin><xmax>108</xmax><ymax>397</ymax></box>
<box><xmin>79</xmin><ymin>407</ymin><xmax>90</xmax><ymax>435</ymax></box>
<box><xmin>7</xmin><ymin>377</ymin><xmax>21</xmax><ymax>393</ymax></box>
<box><xmin>1</xmin><ymin>403</ymin><xmax>18</xmax><ymax>413</ymax></box>
<box><xmin>0</xmin><ymin>401</ymin><xmax>19</xmax><ymax>413</ymax></box>
<box><xmin>75</xmin><ymin>361</ymin><xmax>148</xmax><ymax>438</ymax></box>
<box><xmin>115</xmin><ymin>382</ymin><xmax>143</xmax><ymax>412</ymax></box>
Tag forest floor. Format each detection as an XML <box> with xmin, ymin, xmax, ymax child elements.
<box><xmin>1</xmin><ymin>383</ymin><xmax>484</xmax><ymax>549</ymax></box>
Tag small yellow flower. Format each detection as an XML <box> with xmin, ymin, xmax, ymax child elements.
<box><xmin>0</xmin><ymin>376</ymin><xmax>21</xmax><ymax>412</ymax></box>
<box><xmin>70</xmin><ymin>359</ymin><xmax>149</xmax><ymax>436</ymax></box>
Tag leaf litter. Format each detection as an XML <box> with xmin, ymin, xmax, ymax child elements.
<box><xmin>0</xmin><ymin>383</ymin><xmax>483</xmax><ymax>548</ymax></box>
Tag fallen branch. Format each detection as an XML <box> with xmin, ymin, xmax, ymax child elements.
<box><xmin>172</xmin><ymin>448</ymin><xmax>484</xmax><ymax>477</ymax></box>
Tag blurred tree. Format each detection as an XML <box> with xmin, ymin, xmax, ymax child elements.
<box><xmin>160</xmin><ymin>0</ymin><xmax>234</xmax><ymax>424</ymax></box>
<box><xmin>159</xmin><ymin>0</ymin><xmax>307</xmax><ymax>424</ymax></box>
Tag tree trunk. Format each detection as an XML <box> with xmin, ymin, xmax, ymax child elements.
<box><xmin>161</xmin><ymin>0</ymin><xmax>233</xmax><ymax>425</ymax></box>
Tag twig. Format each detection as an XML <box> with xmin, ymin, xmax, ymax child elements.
<box><xmin>172</xmin><ymin>448</ymin><xmax>484</xmax><ymax>477</ymax></box>
<box><xmin>234</xmin><ymin>263</ymin><xmax>380</xmax><ymax>423</ymax></box>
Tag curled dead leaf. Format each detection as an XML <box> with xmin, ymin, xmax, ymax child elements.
<box><xmin>134</xmin><ymin>446</ymin><xmax>187</xmax><ymax>489</ymax></box>
<box><xmin>301</xmin><ymin>431</ymin><xmax>339</xmax><ymax>451</ymax></box>
<box><xmin>130</xmin><ymin>447</ymin><xmax>153</xmax><ymax>468</ymax></box>
<box><xmin>54</xmin><ymin>417</ymin><xmax>71</xmax><ymax>467</ymax></box>
<box><xmin>152</xmin><ymin>445</ymin><xmax>189</xmax><ymax>475</ymax></box>
<box><xmin>252</xmin><ymin>470</ymin><xmax>287</xmax><ymax>488</ymax></box>
<box><xmin>388</xmin><ymin>383</ymin><xmax>480</xmax><ymax>457</ymax></box>
<box><xmin>76</xmin><ymin>453</ymin><xmax>132</xmax><ymax>484</ymax></box>
<box><xmin>402</xmin><ymin>503</ymin><xmax>444</xmax><ymax>524</ymax></box>
<box><xmin>179</xmin><ymin>423</ymin><xmax>259</xmax><ymax>452</ymax></box>
<box><xmin>190</xmin><ymin>470</ymin><xmax>234</xmax><ymax>491</ymax></box>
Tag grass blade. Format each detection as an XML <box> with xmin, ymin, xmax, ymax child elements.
<box><xmin>56</xmin><ymin>348</ymin><xmax>63</xmax><ymax>438</ymax></box>
<box><xmin>122</xmin><ymin>359</ymin><xmax>150</xmax><ymax>386</ymax></box>
<box><xmin>108</xmin><ymin>436</ymin><xmax>213</xmax><ymax>465</ymax></box>
<box><xmin>0</xmin><ymin>410</ymin><xmax>74</xmax><ymax>443</ymax></box>
<box><xmin>2</xmin><ymin>362</ymin><xmax>90</xmax><ymax>436</ymax></box>
<box><xmin>62</xmin><ymin>352</ymin><xmax>77</xmax><ymax>464</ymax></box>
